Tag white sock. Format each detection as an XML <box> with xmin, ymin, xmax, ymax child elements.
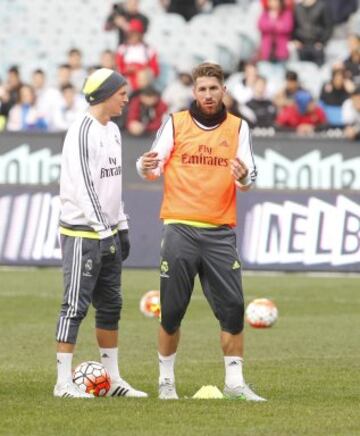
<box><xmin>158</xmin><ymin>352</ymin><xmax>176</xmax><ymax>383</ymax></box>
<box><xmin>224</xmin><ymin>356</ymin><xmax>244</xmax><ymax>388</ymax></box>
<box><xmin>56</xmin><ymin>352</ymin><xmax>73</xmax><ymax>385</ymax></box>
<box><xmin>100</xmin><ymin>347</ymin><xmax>121</xmax><ymax>382</ymax></box>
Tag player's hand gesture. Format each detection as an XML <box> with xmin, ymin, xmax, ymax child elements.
<box><xmin>141</xmin><ymin>151</ymin><xmax>160</xmax><ymax>171</ymax></box>
<box><xmin>230</xmin><ymin>157</ymin><xmax>249</xmax><ymax>182</ymax></box>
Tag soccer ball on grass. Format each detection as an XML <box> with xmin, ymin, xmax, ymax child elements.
<box><xmin>139</xmin><ymin>290</ymin><xmax>161</xmax><ymax>318</ymax></box>
<box><xmin>245</xmin><ymin>298</ymin><xmax>278</xmax><ymax>328</ymax></box>
<box><xmin>73</xmin><ymin>361</ymin><xmax>111</xmax><ymax>396</ymax></box>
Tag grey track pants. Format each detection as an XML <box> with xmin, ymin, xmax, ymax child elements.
<box><xmin>56</xmin><ymin>235</ymin><xmax>122</xmax><ymax>344</ymax></box>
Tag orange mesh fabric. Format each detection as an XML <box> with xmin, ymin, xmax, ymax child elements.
<box><xmin>160</xmin><ymin>111</ymin><xmax>241</xmax><ymax>227</ymax></box>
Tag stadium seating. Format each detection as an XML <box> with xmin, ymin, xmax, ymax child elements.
<box><xmin>0</xmin><ymin>0</ymin><xmax>358</xmax><ymax>99</ymax></box>
<box><xmin>0</xmin><ymin>0</ymin><xmax>258</xmax><ymax>82</ymax></box>
<box><xmin>349</xmin><ymin>8</ymin><xmax>360</xmax><ymax>32</ymax></box>
<box><xmin>286</xmin><ymin>61</ymin><xmax>324</xmax><ymax>98</ymax></box>
<box><xmin>0</xmin><ymin>0</ymin><xmax>116</xmax><ymax>83</ymax></box>
<box><xmin>213</xmin><ymin>3</ymin><xmax>246</xmax><ymax>18</ymax></box>
<box><xmin>325</xmin><ymin>39</ymin><xmax>348</xmax><ymax>63</ymax></box>
<box><xmin>148</xmin><ymin>12</ymin><xmax>187</xmax><ymax>39</ymax></box>
<box><xmin>256</xmin><ymin>61</ymin><xmax>286</xmax><ymax>96</ymax></box>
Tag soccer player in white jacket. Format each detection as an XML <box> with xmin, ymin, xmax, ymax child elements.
<box><xmin>54</xmin><ymin>68</ymin><xmax>148</xmax><ymax>398</ymax></box>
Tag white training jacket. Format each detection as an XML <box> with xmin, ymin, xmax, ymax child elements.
<box><xmin>136</xmin><ymin>115</ymin><xmax>257</xmax><ymax>189</ymax></box>
<box><xmin>60</xmin><ymin>113</ymin><xmax>128</xmax><ymax>239</ymax></box>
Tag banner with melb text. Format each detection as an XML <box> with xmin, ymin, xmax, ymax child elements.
<box><xmin>239</xmin><ymin>191</ymin><xmax>360</xmax><ymax>271</ymax></box>
<box><xmin>0</xmin><ymin>186</ymin><xmax>359</xmax><ymax>272</ymax></box>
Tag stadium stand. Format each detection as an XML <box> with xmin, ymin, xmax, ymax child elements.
<box><xmin>0</xmin><ymin>0</ymin><xmax>117</xmax><ymax>81</ymax></box>
<box><xmin>0</xmin><ymin>0</ymin><xmax>261</xmax><ymax>81</ymax></box>
<box><xmin>0</xmin><ymin>0</ymin><xmax>359</xmax><ymax>136</ymax></box>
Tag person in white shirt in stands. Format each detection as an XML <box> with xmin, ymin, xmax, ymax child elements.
<box><xmin>52</xmin><ymin>84</ymin><xmax>87</xmax><ymax>131</ymax></box>
<box><xmin>67</xmin><ymin>48</ymin><xmax>87</xmax><ymax>92</ymax></box>
<box><xmin>32</xmin><ymin>69</ymin><xmax>64</xmax><ymax>131</ymax></box>
<box><xmin>162</xmin><ymin>62</ymin><xmax>193</xmax><ymax>114</ymax></box>
<box><xmin>6</xmin><ymin>84</ymin><xmax>47</xmax><ymax>132</ymax></box>
<box><xmin>54</xmin><ymin>68</ymin><xmax>148</xmax><ymax>399</ymax></box>
<box><xmin>342</xmin><ymin>85</ymin><xmax>360</xmax><ymax>140</ymax></box>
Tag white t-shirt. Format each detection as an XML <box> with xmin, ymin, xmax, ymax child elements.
<box><xmin>342</xmin><ymin>98</ymin><xmax>360</xmax><ymax>125</ymax></box>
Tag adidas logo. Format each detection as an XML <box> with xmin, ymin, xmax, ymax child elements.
<box><xmin>228</xmin><ymin>360</ymin><xmax>240</xmax><ymax>366</ymax></box>
<box><xmin>101</xmin><ymin>353</ymin><xmax>110</xmax><ymax>358</ymax></box>
<box><xmin>232</xmin><ymin>260</ymin><xmax>241</xmax><ymax>270</ymax></box>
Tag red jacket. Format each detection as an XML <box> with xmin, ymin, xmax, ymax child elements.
<box><xmin>116</xmin><ymin>43</ymin><xmax>159</xmax><ymax>91</ymax></box>
<box><xmin>126</xmin><ymin>95</ymin><xmax>168</xmax><ymax>133</ymax></box>
<box><xmin>276</xmin><ymin>104</ymin><xmax>326</xmax><ymax>128</ymax></box>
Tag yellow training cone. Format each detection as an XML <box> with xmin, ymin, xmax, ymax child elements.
<box><xmin>192</xmin><ymin>385</ymin><xmax>224</xmax><ymax>399</ymax></box>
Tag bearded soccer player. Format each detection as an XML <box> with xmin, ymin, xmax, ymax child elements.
<box><xmin>54</xmin><ymin>68</ymin><xmax>148</xmax><ymax>398</ymax></box>
<box><xmin>137</xmin><ymin>62</ymin><xmax>265</xmax><ymax>401</ymax></box>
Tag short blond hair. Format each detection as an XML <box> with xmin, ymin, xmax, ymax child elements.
<box><xmin>192</xmin><ymin>62</ymin><xmax>224</xmax><ymax>85</ymax></box>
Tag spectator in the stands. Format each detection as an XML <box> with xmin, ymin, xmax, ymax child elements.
<box><xmin>343</xmin><ymin>34</ymin><xmax>360</xmax><ymax>86</ymax></box>
<box><xmin>0</xmin><ymin>78</ymin><xmax>7</xmax><ymax>131</ymax></box>
<box><xmin>325</xmin><ymin>0</ymin><xmax>358</xmax><ymax>25</ymax></box>
<box><xmin>273</xmin><ymin>70</ymin><xmax>302</xmax><ymax>109</ymax></box>
<box><xmin>162</xmin><ymin>63</ymin><xmax>193</xmax><ymax>113</ymax></box>
<box><xmin>67</xmin><ymin>48</ymin><xmax>87</xmax><ymax>91</ymax></box>
<box><xmin>6</xmin><ymin>84</ymin><xmax>47</xmax><ymax>132</ymax></box>
<box><xmin>87</xmin><ymin>51</ymin><xmax>117</xmax><ymax>75</ymax></box>
<box><xmin>258</xmin><ymin>0</ymin><xmax>294</xmax><ymax>63</ymax></box>
<box><xmin>292</xmin><ymin>0</ymin><xmax>333</xmax><ymax>66</ymax></box>
<box><xmin>105</xmin><ymin>0</ymin><xmax>149</xmax><ymax>45</ymax></box>
<box><xmin>223</xmin><ymin>92</ymin><xmax>242</xmax><ymax>118</ymax></box>
<box><xmin>160</xmin><ymin>0</ymin><xmax>198</xmax><ymax>21</ymax></box>
<box><xmin>57</xmin><ymin>64</ymin><xmax>72</xmax><ymax>89</ymax></box>
<box><xmin>319</xmin><ymin>67</ymin><xmax>353</xmax><ymax>127</ymax></box>
<box><xmin>241</xmin><ymin>76</ymin><xmax>277</xmax><ymax>127</ymax></box>
<box><xmin>100</xmin><ymin>49</ymin><xmax>116</xmax><ymax>70</ymax></box>
<box><xmin>212</xmin><ymin>0</ymin><xmax>236</xmax><ymax>6</ymax></box>
<box><xmin>0</xmin><ymin>66</ymin><xmax>22</xmax><ymax>120</ymax></box>
<box><xmin>276</xmin><ymin>89</ymin><xmax>326</xmax><ymax>134</ymax></box>
<box><xmin>116</xmin><ymin>19</ymin><xmax>160</xmax><ymax>93</ymax></box>
<box><xmin>230</xmin><ymin>62</ymin><xmax>259</xmax><ymax>105</ymax></box>
<box><xmin>126</xmin><ymin>85</ymin><xmax>167</xmax><ymax>136</ymax></box>
<box><xmin>52</xmin><ymin>84</ymin><xmax>87</xmax><ymax>131</ymax></box>
<box><xmin>342</xmin><ymin>85</ymin><xmax>360</xmax><ymax>140</ymax></box>
<box><xmin>31</xmin><ymin>69</ymin><xmax>63</xmax><ymax>130</ymax></box>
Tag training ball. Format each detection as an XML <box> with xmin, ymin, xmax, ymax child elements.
<box><xmin>73</xmin><ymin>361</ymin><xmax>111</xmax><ymax>396</ymax></box>
<box><xmin>139</xmin><ymin>290</ymin><xmax>161</xmax><ymax>318</ymax></box>
<box><xmin>245</xmin><ymin>298</ymin><xmax>278</xmax><ymax>328</ymax></box>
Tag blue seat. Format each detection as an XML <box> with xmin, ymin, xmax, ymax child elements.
<box><xmin>319</xmin><ymin>101</ymin><xmax>344</xmax><ymax>127</ymax></box>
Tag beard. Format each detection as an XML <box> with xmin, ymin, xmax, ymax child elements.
<box><xmin>198</xmin><ymin>100</ymin><xmax>222</xmax><ymax>115</ymax></box>
<box><xmin>189</xmin><ymin>100</ymin><xmax>227</xmax><ymax>127</ymax></box>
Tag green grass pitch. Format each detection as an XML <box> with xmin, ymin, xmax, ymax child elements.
<box><xmin>0</xmin><ymin>268</ymin><xmax>359</xmax><ymax>436</ymax></box>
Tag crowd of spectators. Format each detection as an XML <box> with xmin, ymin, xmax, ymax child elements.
<box><xmin>0</xmin><ymin>0</ymin><xmax>359</xmax><ymax>140</ymax></box>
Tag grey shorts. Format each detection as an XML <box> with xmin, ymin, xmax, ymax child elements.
<box><xmin>56</xmin><ymin>235</ymin><xmax>122</xmax><ymax>344</ymax></box>
<box><xmin>160</xmin><ymin>224</ymin><xmax>244</xmax><ymax>335</ymax></box>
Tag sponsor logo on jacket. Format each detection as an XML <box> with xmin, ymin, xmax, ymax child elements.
<box><xmin>100</xmin><ymin>157</ymin><xmax>122</xmax><ymax>178</ymax></box>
